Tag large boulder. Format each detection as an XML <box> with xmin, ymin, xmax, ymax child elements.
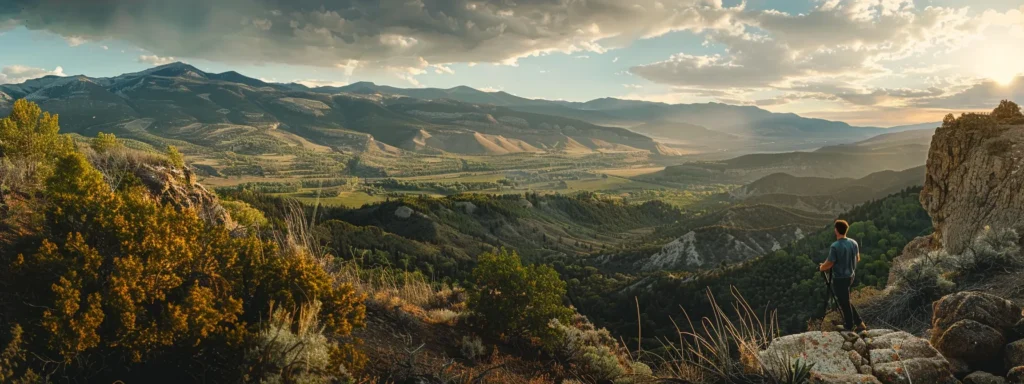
<box><xmin>933</xmin><ymin>292</ymin><xmax>1022</xmax><ymax>332</ymax></box>
<box><xmin>935</xmin><ymin>319</ymin><xmax>1006</xmax><ymax>363</ymax></box>
<box><xmin>965</xmin><ymin>371</ymin><xmax>1007</xmax><ymax>384</ymax></box>
<box><xmin>1009</xmin><ymin>366</ymin><xmax>1024</xmax><ymax>384</ymax></box>
<box><xmin>931</xmin><ymin>292</ymin><xmax>1022</xmax><ymax>367</ymax></box>
<box><xmin>1008</xmin><ymin>340</ymin><xmax>1024</xmax><ymax>370</ymax></box>
<box><xmin>864</xmin><ymin>329</ymin><xmax>957</xmax><ymax>384</ymax></box>
<box><xmin>919</xmin><ymin>115</ymin><xmax>1024</xmax><ymax>254</ymax></box>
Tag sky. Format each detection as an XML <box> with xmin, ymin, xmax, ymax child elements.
<box><xmin>1</xmin><ymin>0</ymin><xmax>1024</xmax><ymax>127</ymax></box>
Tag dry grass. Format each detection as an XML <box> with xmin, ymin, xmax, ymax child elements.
<box><xmin>651</xmin><ymin>286</ymin><xmax>778</xmax><ymax>384</ymax></box>
<box><xmin>333</xmin><ymin>259</ymin><xmax>467</xmax><ymax>325</ymax></box>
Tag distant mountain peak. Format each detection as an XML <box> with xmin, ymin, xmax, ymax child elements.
<box><xmin>347</xmin><ymin>81</ymin><xmax>378</xmax><ymax>88</ymax></box>
<box><xmin>140</xmin><ymin>62</ymin><xmax>207</xmax><ymax>79</ymax></box>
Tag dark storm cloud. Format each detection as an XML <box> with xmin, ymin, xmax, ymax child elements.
<box><xmin>0</xmin><ymin>0</ymin><xmax>739</xmax><ymax>70</ymax></box>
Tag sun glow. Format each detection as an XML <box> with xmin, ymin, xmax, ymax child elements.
<box><xmin>974</xmin><ymin>40</ymin><xmax>1022</xmax><ymax>86</ymax></box>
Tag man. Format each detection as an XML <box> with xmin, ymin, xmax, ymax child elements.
<box><xmin>819</xmin><ymin>220</ymin><xmax>867</xmax><ymax>332</ymax></box>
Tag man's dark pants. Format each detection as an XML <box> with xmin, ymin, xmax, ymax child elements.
<box><xmin>832</xmin><ymin>276</ymin><xmax>862</xmax><ymax>329</ymax></box>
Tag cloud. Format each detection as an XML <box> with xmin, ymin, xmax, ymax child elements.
<box><xmin>632</xmin><ymin>1</ymin><xmax>979</xmax><ymax>90</ymax></box>
<box><xmin>0</xmin><ymin>0</ymin><xmax>742</xmax><ymax>72</ymax></box>
<box><xmin>0</xmin><ymin>65</ymin><xmax>65</xmax><ymax>84</ymax></box>
<box><xmin>0</xmin><ymin>18</ymin><xmax>16</xmax><ymax>32</ymax></box>
<box><xmin>292</xmin><ymin>79</ymin><xmax>348</xmax><ymax>88</ymax></box>
<box><xmin>433</xmin><ymin>65</ymin><xmax>455</xmax><ymax>75</ymax></box>
<box><xmin>575</xmin><ymin>55</ymin><xmax>591</xmax><ymax>59</ymax></box>
<box><xmin>138</xmin><ymin>55</ymin><xmax>177</xmax><ymax>65</ymax></box>
<box><xmin>915</xmin><ymin>77</ymin><xmax>1024</xmax><ymax>109</ymax></box>
<box><xmin>624</xmin><ymin>0</ymin><xmax>1024</xmax><ymax>121</ymax></box>
<box><xmin>101</xmin><ymin>45</ymin><xmax>109</xmax><ymax>50</ymax></box>
<box><xmin>64</xmin><ymin>35</ymin><xmax>87</xmax><ymax>46</ymax></box>
<box><xmin>612</xmin><ymin>57</ymin><xmax>619</xmax><ymax>63</ymax></box>
<box><xmin>622</xmin><ymin>84</ymin><xmax>643</xmax><ymax>89</ymax></box>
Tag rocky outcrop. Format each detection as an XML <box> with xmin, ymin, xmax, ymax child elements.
<box><xmin>931</xmin><ymin>292</ymin><xmax>1023</xmax><ymax>370</ymax></box>
<box><xmin>136</xmin><ymin>163</ymin><xmax>230</xmax><ymax>226</ymax></box>
<box><xmin>758</xmin><ymin>329</ymin><xmax>956</xmax><ymax>384</ymax></box>
<box><xmin>643</xmin><ymin>225</ymin><xmax>808</xmax><ymax>271</ymax></box>
<box><xmin>395</xmin><ymin>206</ymin><xmax>414</xmax><ymax>219</ymax></box>
<box><xmin>919</xmin><ymin>114</ymin><xmax>1024</xmax><ymax>254</ymax></box>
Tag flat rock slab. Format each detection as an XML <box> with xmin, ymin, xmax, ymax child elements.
<box><xmin>760</xmin><ymin>332</ymin><xmax>859</xmax><ymax>377</ymax></box>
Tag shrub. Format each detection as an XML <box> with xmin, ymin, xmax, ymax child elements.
<box><xmin>781</xmin><ymin>358</ymin><xmax>814</xmax><ymax>384</ymax></box>
<box><xmin>460</xmin><ymin>335</ymin><xmax>487</xmax><ymax>362</ymax></box>
<box><xmin>90</xmin><ymin>132</ymin><xmax>121</xmax><ymax>154</ymax></box>
<box><xmin>222</xmin><ymin>199</ymin><xmax>269</xmax><ymax>230</ymax></box>
<box><xmin>468</xmin><ymin>249</ymin><xmax>572</xmax><ymax>343</ymax></box>
<box><xmin>244</xmin><ymin>301</ymin><xmax>352</xmax><ymax>384</ymax></box>
<box><xmin>547</xmin><ymin>317</ymin><xmax>626</xmax><ymax>382</ymax></box>
<box><xmin>426</xmin><ymin>309</ymin><xmax>460</xmax><ymax>325</ymax></box>
<box><xmin>956</xmin><ymin>227</ymin><xmax>1022</xmax><ymax>276</ymax></box>
<box><xmin>0</xmin><ymin>105</ymin><xmax>366</xmax><ymax>381</ymax></box>
<box><xmin>888</xmin><ymin>250</ymin><xmax>956</xmax><ymax>304</ymax></box>
<box><xmin>167</xmin><ymin>145</ymin><xmax>185</xmax><ymax>169</ymax></box>
<box><xmin>0</xmin><ymin>325</ymin><xmax>39</xmax><ymax>383</ymax></box>
<box><xmin>992</xmin><ymin>99</ymin><xmax>1023</xmax><ymax>121</ymax></box>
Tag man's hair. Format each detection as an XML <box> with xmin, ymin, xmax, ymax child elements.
<box><xmin>835</xmin><ymin>220</ymin><xmax>850</xmax><ymax>235</ymax></box>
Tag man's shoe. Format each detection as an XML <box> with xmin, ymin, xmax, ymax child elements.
<box><xmin>854</xmin><ymin>323</ymin><xmax>868</xmax><ymax>332</ymax></box>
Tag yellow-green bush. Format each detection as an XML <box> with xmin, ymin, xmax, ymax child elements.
<box><xmin>0</xmin><ymin>102</ymin><xmax>365</xmax><ymax>381</ymax></box>
<box><xmin>90</xmin><ymin>132</ymin><xmax>121</xmax><ymax>154</ymax></box>
<box><xmin>0</xmin><ymin>99</ymin><xmax>73</xmax><ymax>191</ymax></box>
<box><xmin>222</xmin><ymin>199</ymin><xmax>270</xmax><ymax>230</ymax></box>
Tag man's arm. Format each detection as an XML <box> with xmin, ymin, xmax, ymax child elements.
<box><xmin>856</xmin><ymin>240</ymin><xmax>861</xmax><ymax>262</ymax></box>
<box><xmin>819</xmin><ymin>260</ymin><xmax>834</xmax><ymax>271</ymax></box>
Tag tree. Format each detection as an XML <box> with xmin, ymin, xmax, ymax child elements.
<box><xmin>469</xmin><ymin>249</ymin><xmax>571</xmax><ymax>342</ymax></box>
<box><xmin>992</xmin><ymin>100</ymin><xmax>1023</xmax><ymax>121</ymax></box>
<box><xmin>166</xmin><ymin>145</ymin><xmax>185</xmax><ymax>169</ymax></box>
<box><xmin>90</xmin><ymin>132</ymin><xmax>121</xmax><ymax>153</ymax></box>
<box><xmin>0</xmin><ymin>99</ymin><xmax>73</xmax><ymax>185</ymax></box>
<box><xmin>942</xmin><ymin>113</ymin><xmax>956</xmax><ymax>127</ymax></box>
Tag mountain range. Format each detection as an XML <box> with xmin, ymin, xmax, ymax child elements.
<box><xmin>0</xmin><ymin>62</ymin><xmax>933</xmax><ymax>162</ymax></box>
<box><xmin>645</xmin><ymin>128</ymin><xmax>935</xmax><ymax>185</ymax></box>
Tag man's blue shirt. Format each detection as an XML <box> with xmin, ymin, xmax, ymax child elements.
<box><xmin>827</xmin><ymin>238</ymin><xmax>859</xmax><ymax>278</ymax></box>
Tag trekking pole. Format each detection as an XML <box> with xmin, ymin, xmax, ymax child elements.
<box><xmin>820</xmin><ymin>270</ymin><xmax>839</xmax><ymax>318</ymax></box>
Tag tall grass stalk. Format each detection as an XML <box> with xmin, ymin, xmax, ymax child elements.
<box><xmin>654</xmin><ymin>286</ymin><xmax>778</xmax><ymax>383</ymax></box>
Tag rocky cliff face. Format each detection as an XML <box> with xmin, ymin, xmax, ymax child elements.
<box><xmin>641</xmin><ymin>225</ymin><xmax>807</xmax><ymax>271</ymax></box>
<box><xmin>920</xmin><ymin>114</ymin><xmax>1024</xmax><ymax>254</ymax></box>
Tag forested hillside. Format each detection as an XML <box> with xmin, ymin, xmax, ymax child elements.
<box><xmin>565</xmin><ymin>187</ymin><xmax>932</xmax><ymax>338</ymax></box>
<box><xmin>220</xmin><ymin>189</ymin><xmax>685</xmax><ymax>281</ymax></box>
